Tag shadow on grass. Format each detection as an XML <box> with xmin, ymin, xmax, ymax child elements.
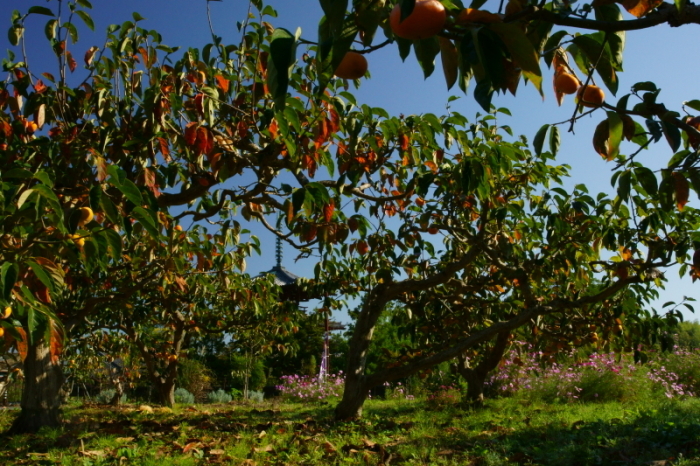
<box><xmin>408</xmin><ymin>398</ymin><xmax>700</xmax><ymax>466</ymax></box>
<box><xmin>1</xmin><ymin>399</ymin><xmax>699</xmax><ymax>465</ymax></box>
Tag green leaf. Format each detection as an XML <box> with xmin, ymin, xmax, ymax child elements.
<box><xmin>319</xmin><ymin>0</ymin><xmax>348</xmax><ymax>37</ymax></box>
<box><xmin>661</xmin><ymin>119</ymin><xmax>681</xmax><ymax>152</ymax></box>
<box><xmin>0</xmin><ymin>262</ymin><xmax>18</xmax><ymax>301</ymax></box>
<box><xmin>75</xmin><ymin>10</ymin><xmax>94</xmax><ymax>31</ymax></box>
<box><xmin>131</xmin><ymin>206</ymin><xmax>160</xmax><ymax>238</ymax></box>
<box><xmin>687</xmin><ymin>168</ymin><xmax>700</xmax><ymax>199</ymax></box>
<box><xmin>414</xmin><ymin>36</ymin><xmax>440</xmax><ymax>79</ymax></box>
<box><xmin>34</xmin><ymin>170</ymin><xmax>54</xmax><ymax>188</ymax></box>
<box><xmin>396</xmin><ymin>36</ymin><xmax>412</xmax><ymax>61</ymax></box>
<box><xmin>8</xmin><ymin>25</ymin><xmax>24</xmax><ymax>46</ymax></box>
<box><xmin>474</xmin><ymin>29</ymin><xmax>507</xmax><ymax>92</ymax></box>
<box><xmin>100</xmin><ymin>229</ymin><xmax>123</xmax><ymax>261</ymax></box>
<box><xmin>543</xmin><ymin>31</ymin><xmax>568</xmax><ymax>68</ymax></box>
<box><xmin>76</xmin><ymin>0</ymin><xmax>93</xmax><ymax>8</ymax></box>
<box><xmin>132</xmin><ymin>12</ymin><xmax>146</xmax><ymax>22</ymax></box>
<box><xmin>28</xmin><ymin>6</ymin><xmax>55</xmax><ymax>16</ymax></box>
<box><xmin>399</xmin><ymin>0</ymin><xmax>416</xmax><ymax>21</ymax></box>
<box><xmin>99</xmin><ymin>195</ymin><xmax>122</xmax><ymax>228</ymax></box>
<box><xmin>634</xmin><ymin>167</ymin><xmax>658</xmax><ymax>196</ymax></box>
<box><xmin>594</xmin><ymin>4</ymin><xmax>624</xmax><ymax>71</ymax></box>
<box><xmin>676</xmin><ymin>0</ymin><xmax>687</xmax><ymax>14</ymax></box>
<box><xmin>684</xmin><ymin>100</ymin><xmax>700</xmax><ymax>112</ymax></box>
<box><xmin>488</xmin><ymin>22</ymin><xmax>543</xmax><ymax>95</ymax></box>
<box><xmin>572</xmin><ymin>33</ymin><xmax>618</xmax><ymax>95</ymax></box>
<box><xmin>115</xmin><ymin>179</ymin><xmax>143</xmax><ymax>206</ymax></box>
<box><xmin>27</xmin><ymin>261</ymin><xmax>55</xmax><ymax>293</ymax></box>
<box><xmin>549</xmin><ymin>125</ymin><xmax>561</xmax><ymax>156</ymax></box>
<box><xmin>606</xmin><ymin>111</ymin><xmax>623</xmax><ymax>159</ymax></box>
<box><xmin>267</xmin><ymin>28</ymin><xmax>298</xmax><ymax>110</ymax></box>
<box><xmin>533</xmin><ymin>124</ymin><xmax>550</xmax><ymax>156</ymax></box>
<box><xmin>317</xmin><ymin>16</ymin><xmax>357</xmax><ymax>94</ymax></box>
<box><xmin>27</xmin><ymin>307</ymin><xmax>37</xmax><ymax>345</ymax></box>
<box><xmin>617</xmin><ymin>170</ymin><xmax>631</xmax><ymax>202</ymax></box>
<box><xmin>3</xmin><ymin>168</ymin><xmax>33</xmax><ymax>179</ymax></box>
<box><xmin>65</xmin><ymin>22</ymin><xmax>78</xmax><ymax>43</ymax></box>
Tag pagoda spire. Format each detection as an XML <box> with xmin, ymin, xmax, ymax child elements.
<box><xmin>275</xmin><ymin>214</ymin><xmax>283</xmax><ymax>268</ymax></box>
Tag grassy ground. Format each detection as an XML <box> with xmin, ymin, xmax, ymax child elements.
<box><xmin>1</xmin><ymin>396</ymin><xmax>700</xmax><ymax>465</ymax></box>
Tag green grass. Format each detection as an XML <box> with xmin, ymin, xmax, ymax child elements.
<box><xmin>1</xmin><ymin>396</ymin><xmax>700</xmax><ymax>465</ymax></box>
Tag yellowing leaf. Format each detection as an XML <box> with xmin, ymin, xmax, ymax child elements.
<box><xmin>621</xmin><ymin>0</ymin><xmax>663</xmax><ymax>17</ymax></box>
<box><xmin>672</xmin><ymin>171</ymin><xmax>690</xmax><ymax>210</ymax></box>
<box><xmin>438</xmin><ymin>37</ymin><xmax>458</xmax><ymax>91</ymax></box>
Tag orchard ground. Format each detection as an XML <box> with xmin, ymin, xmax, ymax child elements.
<box><xmin>4</xmin><ymin>342</ymin><xmax>700</xmax><ymax>465</ymax></box>
<box><xmin>1</xmin><ymin>395</ymin><xmax>699</xmax><ymax>465</ymax></box>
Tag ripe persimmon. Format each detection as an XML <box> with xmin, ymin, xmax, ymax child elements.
<box><xmin>335</xmin><ymin>51</ymin><xmax>368</xmax><ymax>80</ymax></box>
<box><xmin>577</xmin><ymin>84</ymin><xmax>605</xmax><ymax>107</ymax></box>
<box><xmin>2</xmin><ymin>306</ymin><xmax>10</xmax><ymax>319</ymax></box>
<box><xmin>0</xmin><ymin>327</ymin><xmax>4</xmax><ymax>338</ymax></box>
<box><xmin>390</xmin><ymin>0</ymin><xmax>447</xmax><ymax>41</ymax></box>
<box><xmin>77</xmin><ymin>206</ymin><xmax>93</xmax><ymax>226</ymax></box>
<box><xmin>554</xmin><ymin>72</ymin><xmax>579</xmax><ymax>95</ymax></box>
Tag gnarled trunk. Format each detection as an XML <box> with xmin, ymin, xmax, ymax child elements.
<box><xmin>154</xmin><ymin>378</ymin><xmax>175</xmax><ymax>406</ymax></box>
<box><xmin>456</xmin><ymin>330</ymin><xmax>510</xmax><ymax>405</ymax></box>
<box><xmin>334</xmin><ymin>287</ymin><xmax>389</xmax><ymax>421</ymax></box>
<box><xmin>9</xmin><ymin>340</ymin><xmax>64</xmax><ymax>434</ymax></box>
<box><xmin>335</xmin><ymin>373</ymin><xmax>369</xmax><ymax>420</ymax></box>
<box><xmin>460</xmin><ymin>368</ymin><xmax>488</xmax><ymax>405</ymax></box>
<box><xmin>109</xmin><ymin>378</ymin><xmax>125</xmax><ymax>406</ymax></box>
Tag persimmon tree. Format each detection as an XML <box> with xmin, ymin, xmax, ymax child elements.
<box><xmin>93</xmin><ymin>224</ymin><xmax>295</xmax><ymax>406</ymax></box>
<box><xmin>0</xmin><ymin>0</ymin><xmax>357</xmax><ymax>432</ymax></box>
<box><xmin>290</xmin><ymin>105</ymin><xmax>699</xmax><ymax>419</ymax></box>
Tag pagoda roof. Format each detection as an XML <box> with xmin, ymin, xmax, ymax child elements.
<box><xmin>263</xmin><ymin>265</ymin><xmax>300</xmax><ymax>287</ymax></box>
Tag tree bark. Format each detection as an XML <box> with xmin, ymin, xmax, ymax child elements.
<box><xmin>335</xmin><ymin>374</ymin><xmax>370</xmax><ymax>420</ymax></box>
<box><xmin>109</xmin><ymin>377</ymin><xmax>125</xmax><ymax>406</ymax></box>
<box><xmin>9</xmin><ymin>340</ymin><xmax>64</xmax><ymax>434</ymax></box>
<box><xmin>456</xmin><ymin>330</ymin><xmax>511</xmax><ymax>405</ymax></box>
<box><xmin>154</xmin><ymin>379</ymin><xmax>175</xmax><ymax>407</ymax></box>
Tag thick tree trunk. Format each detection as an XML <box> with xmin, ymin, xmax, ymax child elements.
<box><xmin>334</xmin><ymin>286</ymin><xmax>390</xmax><ymax>421</ymax></box>
<box><xmin>457</xmin><ymin>330</ymin><xmax>511</xmax><ymax>405</ymax></box>
<box><xmin>9</xmin><ymin>340</ymin><xmax>64</xmax><ymax>434</ymax></box>
<box><xmin>110</xmin><ymin>378</ymin><xmax>125</xmax><ymax>406</ymax></box>
<box><xmin>154</xmin><ymin>380</ymin><xmax>175</xmax><ymax>407</ymax></box>
<box><xmin>460</xmin><ymin>368</ymin><xmax>488</xmax><ymax>405</ymax></box>
<box><xmin>335</xmin><ymin>373</ymin><xmax>370</xmax><ymax>420</ymax></box>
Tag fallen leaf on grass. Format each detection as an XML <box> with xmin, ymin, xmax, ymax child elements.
<box><xmin>437</xmin><ymin>449</ymin><xmax>456</xmax><ymax>456</ymax></box>
<box><xmin>182</xmin><ymin>442</ymin><xmax>202</xmax><ymax>453</ymax></box>
<box><xmin>138</xmin><ymin>405</ymin><xmax>154</xmax><ymax>414</ymax></box>
<box><xmin>209</xmin><ymin>449</ymin><xmax>225</xmax><ymax>456</ymax></box>
<box><xmin>252</xmin><ymin>444</ymin><xmax>274</xmax><ymax>454</ymax></box>
<box><xmin>79</xmin><ymin>450</ymin><xmax>105</xmax><ymax>458</ymax></box>
<box><xmin>115</xmin><ymin>437</ymin><xmax>135</xmax><ymax>443</ymax></box>
<box><xmin>321</xmin><ymin>441</ymin><xmax>337</xmax><ymax>455</ymax></box>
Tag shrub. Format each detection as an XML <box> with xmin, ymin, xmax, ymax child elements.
<box><xmin>95</xmin><ymin>389</ymin><xmax>126</xmax><ymax>404</ymax></box>
<box><xmin>248</xmin><ymin>390</ymin><xmax>264</xmax><ymax>403</ymax></box>
<box><xmin>177</xmin><ymin>359</ymin><xmax>213</xmax><ymax>402</ymax></box>
<box><xmin>486</xmin><ymin>343</ymin><xmax>645</xmax><ymax>403</ymax></box>
<box><xmin>174</xmin><ymin>388</ymin><xmax>195</xmax><ymax>404</ymax></box>
<box><xmin>207</xmin><ymin>389</ymin><xmax>232</xmax><ymax>404</ymax></box>
<box><xmin>646</xmin><ymin>347</ymin><xmax>699</xmax><ymax>398</ymax></box>
<box><xmin>277</xmin><ymin>373</ymin><xmax>344</xmax><ymax>402</ymax></box>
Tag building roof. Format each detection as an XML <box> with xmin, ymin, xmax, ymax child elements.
<box><xmin>263</xmin><ymin>265</ymin><xmax>300</xmax><ymax>287</ymax></box>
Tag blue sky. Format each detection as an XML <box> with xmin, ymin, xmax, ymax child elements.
<box><xmin>2</xmin><ymin>0</ymin><xmax>698</xmax><ymax>321</ymax></box>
